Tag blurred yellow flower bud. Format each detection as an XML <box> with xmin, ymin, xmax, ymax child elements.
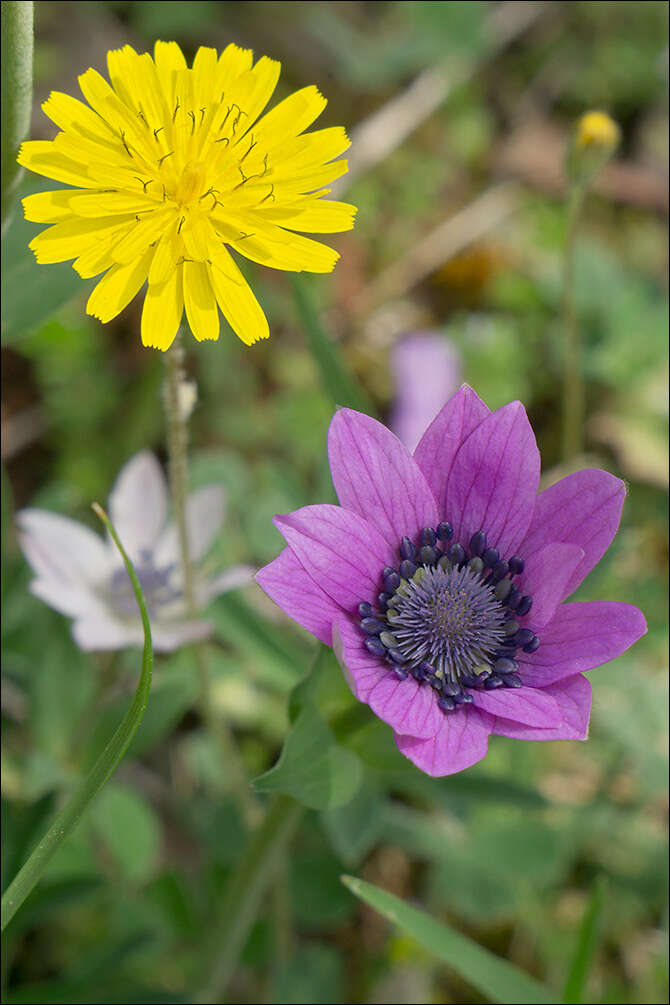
<box><xmin>567</xmin><ymin>110</ymin><xmax>620</xmax><ymax>186</ymax></box>
<box><xmin>575</xmin><ymin>111</ymin><xmax>621</xmax><ymax>153</ymax></box>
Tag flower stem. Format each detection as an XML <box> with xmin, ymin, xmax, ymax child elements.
<box><xmin>196</xmin><ymin>794</ymin><xmax>303</xmax><ymax>1004</ymax></box>
<box><xmin>560</xmin><ymin>184</ymin><xmax>586</xmax><ymax>463</ymax></box>
<box><xmin>1</xmin><ymin>1</ymin><xmax>33</xmax><ymax>234</ymax></box>
<box><xmin>163</xmin><ymin>335</ymin><xmax>259</xmax><ymax>827</ymax></box>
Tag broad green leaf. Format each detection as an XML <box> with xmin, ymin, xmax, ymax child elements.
<box><xmin>342</xmin><ymin>875</ymin><xmax>556</xmax><ymax>1005</ymax></box>
<box><xmin>273</xmin><ymin>944</ymin><xmax>344</xmax><ymax>1004</ymax></box>
<box><xmin>321</xmin><ymin>782</ymin><xmax>384</xmax><ymax>865</ymax></box>
<box><xmin>1</xmin><ymin>505</ymin><xmax>153</xmax><ymax>930</ymax></box>
<box><xmin>253</xmin><ymin>703</ymin><xmax>363</xmax><ymax>811</ymax></box>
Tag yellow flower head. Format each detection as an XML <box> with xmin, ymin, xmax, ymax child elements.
<box><xmin>18</xmin><ymin>41</ymin><xmax>357</xmax><ymax>350</ymax></box>
<box><xmin>575</xmin><ymin>110</ymin><xmax>620</xmax><ymax>153</ymax></box>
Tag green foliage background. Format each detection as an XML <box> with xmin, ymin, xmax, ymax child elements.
<box><xmin>2</xmin><ymin>2</ymin><xmax>668</xmax><ymax>1002</ymax></box>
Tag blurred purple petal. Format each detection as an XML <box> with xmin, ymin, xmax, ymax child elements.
<box><xmin>389</xmin><ymin>333</ymin><xmax>461</xmax><ymax>453</ymax></box>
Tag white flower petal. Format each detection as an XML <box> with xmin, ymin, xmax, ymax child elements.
<box><xmin>155</xmin><ymin>484</ymin><xmax>226</xmax><ymax>567</ymax></box>
<box><xmin>108</xmin><ymin>451</ymin><xmax>168</xmax><ymax>560</ymax></box>
<box><xmin>198</xmin><ymin>565</ymin><xmax>255</xmax><ymax>606</ymax></box>
<box><xmin>72</xmin><ymin>615</ymin><xmax>143</xmax><ymax>651</ymax></box>
<box><xmin>30</xmin><ymin>578</ymin><xmax>110</xmax><ymax>619</ymax></box>
<box><xmin>17</xmin><ymin>508</ymin><xmax>110</xmax><ymax>588</ymax></box>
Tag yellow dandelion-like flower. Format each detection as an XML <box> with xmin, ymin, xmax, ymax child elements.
<box><xmin>575</xmin><ymin>110</ymin><xmax>620</xmax><ymax>153</ymax></box>
<box><xmin>18</xmin><ymin>41</ymin><xmax>357</xmax><ymax>350</ymax></box>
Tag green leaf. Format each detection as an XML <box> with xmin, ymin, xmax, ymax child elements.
<box><xmin>253</xmin><ymin>703</ymin><xmax>363</xmax><ymax>811</ymax></box>
<box><xmin>1</xmin><ymin>185</ymin><xmax>91</xmax><ymax>343</ymax></box>
<box><xmin>291</xmin><ymin>274</ymin><xmax>374</xmax><ymax>414</ymax></box>
<box><xmin>561</xmin><ymin>879</ymin><xmax>605</xmax><ymax>1004</ymax></box>
<box><xmin>1</xmin><ymin>2</ymin><xmax>33</xmax><ymax>230</ymax></box>
<box><xmin>342</xmin><ymin>875</ymin><xmax>556</xmax><ymax>1005</ymax></box>
<box><xmin>91</xmin><ymin>783</ymin><xmax>161</xmax><ymax>882</ymax></box>
<box><xmin>321</xmin><ymin>782</ymin><xmax>384</xmax><ymax>865</ymax></box>
<box><xmin>1</xmin><ymin>504</ymin><xmax>154</xmax><ymax>930</ymax></box>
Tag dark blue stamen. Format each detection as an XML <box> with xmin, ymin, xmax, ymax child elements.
<box><xmin>438</xmin><ymin>695</ymin><xmax>456</xmax><ymax>712</ymax></box>
<box><xmin>400</xmin><ymin>536</ymin><xmax>418</xmax><ymax>560</ymax></box>
<box><xmin>503</xmin><ymin>673</ymin><xmax>523</xmax><ymax>688</ymax></box>
<box><xmin>516</xmin><ymin>595</ymin><xmax>533</xmax><ymax>617</ymax></box>
<box><xmin>469</xmin><ymin>530</ymin><xmax>487</xmax><ymax>556</ymax></box>
<box><xmin>358</xmin><ymin>601</ymin><xmax>373</xmax><ymax>618</ymax></box>
<box><xmin>508</xmin><ymin>555</ymin><xmax>525</xmax><ymax>575</ymax></box>
<box><xmin>419</xmin><ymin>545</ymin><xmax>438</xmax><ymax>566</ymax></box>
<box><xmin>482</xmin><ymin>547</ymin><xmax>500</xmax><ymax>568</ymax></box>
<box><xmin>392</xmin><ymin>665</ymin><xmax>409</xmax><ymax>679</ymax></box>
<box><xmin>377</xmin><ymin>591</ymin><xmax>391</xmax><ymax>611</ymax></box>
<box><xmin>494</xmin><ymin>657</ymin><xmax>518</xmax><ymax>675</ymax></box>
<box><xmin>384</xmin><ymin>570</ymin><xmax>401</xmax><ymax>593</ymax></box>
<box><xmin>437</xmin><ymin>522</ymin><xmax>453</xmax><ymax>542</ymax></box>
<box><xmin>506</xmin><ymin>587</ymin><xmax>521</xmax><ymax>610</ymax></box>
<box><xmin>421</xmin><ymin>527</ymin><xmax>437</xmax><ymax>547</ymax></box>
<box><xmin>399</xmin><ymin>559</ymin><xmax>417</xmax><ymax>580</ymax></box>
<box><xmin>360</xmin><ymin>617</ymin><xmax>384</xmax><ymax>635</ymax></box>
<box><xmin>365</xmin><ymin>637</ymin><xmax>386</xmax><ymax>656</ymax></box>
<box><xmin>522</xmin><ymin>634</ymin><xmax>540</xmax><ymax>654</ymax></box>
<box><xmin>490</xmin><ymin>560</ymin><xmax>509</xmax><ymax>583</ymax></box>
<box><xmin>447</xmin><ymin>542</ymin><xmax>466</xmax><ymax>565</ymax></box>
<box><xmin>485</xmin><ymin>675</ymin><xmax>504</xmax><ymax>689</ymax></box>
<box><xmin>511</xmin><ymin>628</ymin><xmax>535</xmax><ymax>648</ymax></box>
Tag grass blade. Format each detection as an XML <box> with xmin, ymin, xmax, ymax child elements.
<box><xmin>1</xmin><ymin>504</ymin><xmax>153</xmax><ymax>931</ymax></box>
<box><xmin>561</xmin><ymin>879</ymin><xmax>605</xmax><ymax>1004</ymax></box>
<box><xmin>291</xmin><ymin>274</ymin><xmax>374</xmax><ymax>414</ymax></box>
<box><xmin>342</xmin><ymin>875</ymin><xmax>555</xmax><ymax>1005</ymax></box>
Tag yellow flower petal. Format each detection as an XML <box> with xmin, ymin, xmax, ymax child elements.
<box><xmin>208</xmin><ymin>248</ymin><xmax>269</xmax><ymax>345</ymax></box>
<box><xmin>254</xmin><ymin>86</ymin><xmax>327</xmax><ymax>146</ymax></box>
<box><xmin>229</xmin><ymin>56</ymin><xmax>281</xmax><ymax>135</ymax></box>
<box><xmin>112</xmin><ymin>209</ymin><xmax>176</xmax><ymax>264</ymax></box>
<box><xmin>86</xmin><ymin>248</ymin><xmax>152</xmax><ymax>320</ymax></box>
<box><xmin>22</xmin><ymin>189</ymin><xmax>74</xmax><ymax>223</ymax></box>
<box><xmin>257</xmin><ymin>199</ymin><xmax>357</xmax><ymax>233</ymax></box>
<box><xmin>18</xmin><ymin>140</ymin><xmax>99</xmax><ymax>188</ymax></box>
<box><xmin>68</xmin><ymin>190</ymin><xmax>159</xmax><ymax>218</ymax></box>
<box><xmin>230</xmin><ymin>227</ymin><xmax>339</xmax><ymax>274</ymax></box>
<box><xmin>141</xmin><ymin>263</ymin><xmax>184</xmax><ymax>350</ymax></box>
<box><xmin>29</xmin><ymin>216</ymin><xmax>133</xmax><ymax>264</ymax></box>
<box><xmin>148</xmin><ymin>217</ymin><xmax>182</xmax><ymax>285</ymax></box>
<box><xmin>215</xmin><ymin>43</ymin><xmax>254</xmax><ymax>93</ymax></box>
<box><xmin>73</xmin><ymin>233</ymin><xmax>120</xmax><ymax>277</ymax></box>
<box><xmin>42</xmin><ymin>90</ymin><xmax>116</xmax><ymax>144</ymax></box>
<box><xmin>277</xmin><ymin>126</ymin><xmax>350</xmax><ymax>170</ymax></box>
<box><xmin>153</xmin><ymin>40</ymin><xmax>187</xmax><ymax>107</ymax></box>
<box><xmin>183</xmin><ymin>260</ymin><xmax>220</xmax><ymax>342</ymax></box>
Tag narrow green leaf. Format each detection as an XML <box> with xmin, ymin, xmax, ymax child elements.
<box><xmin>1</xmin><ymin>504</ymin><xmax>153</xmax><ymax>931</ymax></box>
<box><xmin>253</xmin><ymin>703</ymin><xmax>363</xmax><ymax>810</ymax></box>
<box><xmin>341</xmin><ymin>875</ymin><xmax>556</xmax><ymax>1005</ymax></box>
<box><xmin>561</xmin><ymin>879</ymin><xmax>605</xmax><ymax>1004</ymax></box>
<box><xmin>291</xmin><ymin>274</ymin><xmax>374</xmax><ymax>414</ymax></box>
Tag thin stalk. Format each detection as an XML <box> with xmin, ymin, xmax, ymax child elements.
<box><xmin>196</xmin><ymin>794</ymin><xmax>303</xmax><ymax>1004</ymax></box>
<box><xmin>560</xmin><ymin>185</ymin><xmax>586</xmax><ymax>463</ymax></box>
<box><xmin>1</xmin><ymin>505</ymin><xmax>153</xmax><ymax>931</ymax></box>
<box><xmin>163</xmin><ymin>336</ymin><xmax>259</xmax><ymax>826</ymax></box>
<box><xmin>1</xmin><ymin>1</ymin><xmax>33</xmax><ymax>232</ymax></box>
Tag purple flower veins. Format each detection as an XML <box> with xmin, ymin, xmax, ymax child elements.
<box><xmin>257</xmin><ymin>386</ymin><xmax>647</xmax><ymax>777</ymax></box>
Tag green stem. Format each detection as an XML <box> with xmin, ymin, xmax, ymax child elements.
<box><xmin>560</xmin><ymin>185</ymin><xmax>586</xmax><ymax>463</ymax></box>
<box><xmin>1</xmin><ymin>1</ymin><xmax>33</xmax><ymax>233</ymax></box>
<box><xmin>196</xmin><ymin>795</ymin><xmax>303</xmax><ymax>1004</ymax></box>
<box><xmin>1</xmin><ymin>505</ymin><xmax>153</xmax><ymax>931</ymax></box>
<box><xmin>163</xmin><ymin>337</ymin><xmax>259</xmax><ymax>827</ymax></box>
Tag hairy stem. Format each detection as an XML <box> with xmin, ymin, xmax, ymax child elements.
<box><xmin>163</xmin><ymin>337</ymin><xmax>258</xmax><ymax>826</ymax></box>
<box><xmin>1</xmin><ymin>1</ymin><xmax>33</xmax><ymax>233</ymax></box>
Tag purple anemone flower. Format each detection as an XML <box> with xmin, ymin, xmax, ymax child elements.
<box><xmin>257</xmin><ymin>387</ymin><xmax>647</xmax><ymax>776</ymax></box>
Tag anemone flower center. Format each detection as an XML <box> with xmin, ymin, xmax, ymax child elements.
<box><xmin>357</xmin><ymin>525</ymin><xmax>540</xmax><ymax>713</ymax></box>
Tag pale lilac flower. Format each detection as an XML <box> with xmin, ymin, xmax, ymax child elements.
<box><xmin>257</xmin><ymin>387</ymin><xmax>647</xmax><ymax>776</ymax></box>
<box><xmin>17</xmin><ymin>451</ymin><xmax>253</xmax><ymax>652</ymax></box>
<box><xmin>389</xmin><ymin>332</ymin><xmax>461</xmax><ymax>453</ymax></box>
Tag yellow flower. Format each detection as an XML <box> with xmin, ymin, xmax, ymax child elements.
<box><xmin>18</xmin><ymin>41</ymin><xmax>357</xmax><ymax>350</ymax></box>
<box><xmin>575</xmin><ymin>110</ymin><xmax>620</xmax><ymax>153</ymax></box>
